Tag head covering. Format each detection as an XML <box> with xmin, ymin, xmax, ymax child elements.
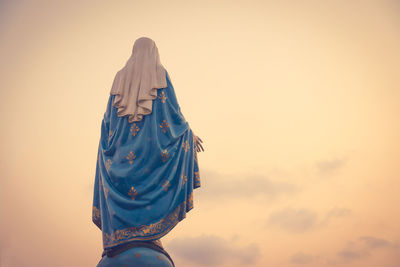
<box><xmin>92</xmin><ymin>42</ymin><xmax>201</xmax><ymax>253</ymax></box>
<box><xmin>110</xmin><ymin>37</ymin><xmax>167</xmax><ymax>123</ymax></box>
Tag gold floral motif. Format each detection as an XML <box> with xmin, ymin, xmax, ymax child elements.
<box><xmin>105</xmin><ymin>159</ymin><xmax>112</xmax><ymax>170</ymax></box>
<box><xmin>161</xmin><ymin>149</ymin><xmax>169</xmax><ymax>162</ymax></box>
<box><xmin>182</xmin><ymin>140</ymin><xmax>190</xmax><ymax>152</ymax></box>
<box><xmin>103</xmin><ymin>191</ymin><xmax>195</xmax><ymax>248</ymax></box>
<box><xmin>160</xmin><ymin>120</ymin><xmax>169</xmax><ymax>133</ymax></box>
<box><xmin>142</xmin><ymin>227</ymin><xmax>151</xmax><ymax>234</ymax></box>
<box><xmin>194</xmin><ymin>171</ymin><xmax>201</xmax><ymax>187</ymax></box>
<box><xmin>158</xmin><ymin>91</ymin><xmax>167</xmax><ymax>103</ymax></box>
<box><xmin>162</xmin><ymin>180</ymin><xmax>171</xmax><ymax>191</ymax></box>
<box><xmin>126</xmin><ymin>151</ymin><xmax>136</xmax><ymax>164</ymax></box>
<box><xmin>92</xmin><ymin>206</ymin><xmax>101</xmax><ymax>223</ymax></box>
<box><xmin>187</xmin><ymin>191</ymin><xmax>194</xmax><ymax>210</ymax></box>
<box><xmin>130</xmin><ymin>123</ymin><xmax>140</xmax><ymax>136</ymax></box>
<box><xmin>128</xmin><ymin>186</ymin><xmax>138</xmax><ymax>200</ymax></box>
<box><xmin>181</xmin><ymin>174</ymin><xmax>187</xmax><ymax>185</ymax></box>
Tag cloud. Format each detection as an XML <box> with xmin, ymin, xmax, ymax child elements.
<box><xmin>197</xmin><ymin>169</ymin><xmax>299</xmax><ymax>202</ymax></box>
<box><xmin>290</xmin><ymin>252</ymin><xmax>314</xmax><ymax>264</ymax></box>
<box><xmin>289</xmin><ymin>236</ymin><xmax>400</xmax><ymax>266</ymax></box>
<box><xmin>335</xmin><ymin>236</ymin><xmax>399</xmax><ymax>264</ymax></box>
<box><xmin>325</xmin><ymin>207</ymin><xmax>352</xmax><ymax>218</ymax></box>
<box><xmin>166</xmin><ymin>234</ymin><xmax>261</xmax><ymax>266</ymax></box>
<box><xmin>314</xmin><ymin>157</ymin><xmax>347</xmax><ymax>176</ymax></box>
<box><xmin>266</xmin><ymin>206</ymin><xmax>352</xmax><ymax>233</ymax></box>
<box><xmin>267</xmin><ymin>207</ymin><xmax>318</xmax><ymax>233</ymax></box>
<box><xmin>337</xmin><ymin>247</ymin><xmax>368</xmax><ymax>261</ymax></box>
<box><xmin>319</xmin><ymin>207</ymin><xmax>352</xmax><ymax>226</ymax></box>
<box><xmin>359</xmin><ymin>236</ymin><xmax>394</xmax><ymax>249</ymax></box>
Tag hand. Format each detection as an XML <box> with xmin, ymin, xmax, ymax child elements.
<box><xmin>194</xmin><ymin>134</ymin><xmax>204</xmax><ymax>152</ymax></box>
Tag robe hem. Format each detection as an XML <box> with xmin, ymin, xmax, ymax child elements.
<box><xmin>101</xmin><ymin>190</ymin><xmax>197</xmax><ymax>250</ymax></box>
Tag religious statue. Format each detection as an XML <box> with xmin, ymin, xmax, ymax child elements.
<box><xmin>92</xmin><ymin>37</ymin><xmax>204</xmax><ymax>266</ymax></box>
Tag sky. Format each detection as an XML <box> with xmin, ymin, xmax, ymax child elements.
<box><xmin>0</xmin><ymin>0</ymin><xmax>399</xmax><ymax>266</ymax></box>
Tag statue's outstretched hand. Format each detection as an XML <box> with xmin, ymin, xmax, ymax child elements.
<box><xmin>193</xmin><ymin>134</ymin><xmax>204</xmax><ymax>152</ymax></box>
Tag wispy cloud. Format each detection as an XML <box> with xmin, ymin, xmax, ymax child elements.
<box><xmin>359</xmin><ymin>236</ymin><xmax>395</xmax><ymax>249</ymax></box>
<box><xmin>266</xmin><ymin>206</ymin><xmax>352</xmax><ymax>233</ymax></box>
<box><xmin>335</xmin><ymin>235</ymin><xmax>399</xmax><ymax>264</ymax></box>
<box><xmin>323</xmin><ymin>236</ymin><xmax>400</xmax><ymax>265</ymax></box>
<box><xmin>267</xmin><ymin>207</ymin><xmax>318</xmax><ymax>233</ymax></box>
<box><xmin>167</xmin><ymin>234</ymin><xmax>261</xmax><ymax>266</ymax></box>
<box><xmin>319</xmin><ymin>207</ymin><xmax>352</xmax><ymax>226</ymax></box>
<box><xmin>337</xmin><ymin>246</ymin><xmax>367</xmax><ymax>261</ymax></box>
<box><xmin>314</xmin><ymin>157</ymin><xmax>347</xmax><ymax>177</ymax></box>
<box><xmin>290</xmin><ymin>235</ymin><xmax>400</xmax><ymax>266</ymax></box>
<box><xmin>196</xmin><ymin>169</ymin><xmax>299</xmax><ymax>201</ymax></box>
<box><xmin>290</xmin><ymin>252</ymin><xmax>315</xmax><ymax>265</ymax></box>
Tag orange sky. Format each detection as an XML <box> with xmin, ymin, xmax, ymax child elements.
<box><xmin>0</xmin><ymin>0</ymin><xmax>399</xmax><ymax>266</ymax></box>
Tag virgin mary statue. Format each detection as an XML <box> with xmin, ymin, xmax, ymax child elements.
<box><xmin>92</xmin><ymin>37</ymin><xmax>204</xmax><ymax>267</ymax></box>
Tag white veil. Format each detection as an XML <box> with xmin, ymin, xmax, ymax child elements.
<box><xmin>110</xmin><ymin>37</ymin><xmax>167</xmax><ymax>123</ymax></box>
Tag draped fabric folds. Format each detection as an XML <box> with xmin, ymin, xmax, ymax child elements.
<box><xmin>92</xmin><ymin>70</ymin><xmax>201</xmax><ymax>252</ymax></box>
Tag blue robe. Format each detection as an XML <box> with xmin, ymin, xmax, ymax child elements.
<box><xmin>92</xmin><ymin>70</ymin><xmax>201</xmax><ymax>252</ymax></box>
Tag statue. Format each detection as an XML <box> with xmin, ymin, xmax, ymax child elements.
<box><xmin>92</xmin><ymin>37</ymin><xmax>204</xmax><ymax>266</ymax></box>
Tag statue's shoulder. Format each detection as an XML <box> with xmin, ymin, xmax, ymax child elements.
<box><xmin>165</xmin><ymin>69</ymin><xmax>171</xmax><ymax>85</ymax></box>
